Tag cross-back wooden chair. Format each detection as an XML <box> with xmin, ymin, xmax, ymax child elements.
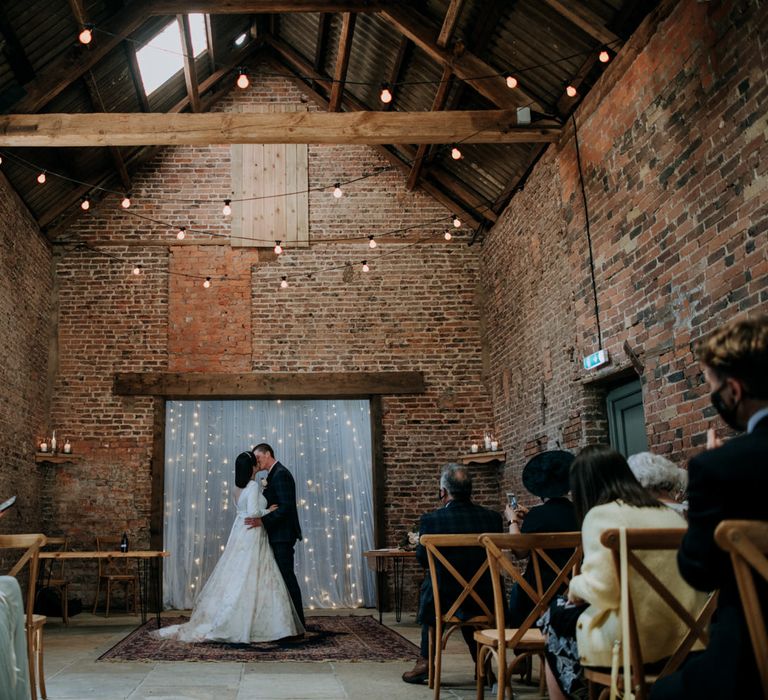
<box><xmin>37</xmin><ymin>536</ymin><xmax>70</xmax><ymax>623</ymax></box>
<box><xmin>476</xmin><ymin>532</ymin><xmax>583</xmax><ymax>700</ymax></box>
<box><xmin>715</xmin><ymin>519</ymin><xmax>768</xmax><ymax>698</ymax></box>
<box><xmin>421</xmin><ymin>534</ymin><xmax>499</xmax><ymax>700</ymax></box>
<box><xmin>0</xmin><ymin>533</ymin><xmax>48</xmax><ymax>700</ymax></box>
<box><xmin>93</xmin><ymin>536</ymin><xmax>138</xmax><ymax>617</ymax></box>
<box><xmin>584</xmin><ymin>528</ymin><xmax>718</xmax><ymax>700</ymax></box>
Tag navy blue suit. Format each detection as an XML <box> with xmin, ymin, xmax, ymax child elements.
<box><xmin>261</xmin><ymin>461</ymin><xmax>305</xmax><ymax>625</ymax></box>
<box><xmin>415</xmin><ymin>499</ymin><xmax>504</xmax><ymax>658</ymax></box>
<box><xmin>652</xmin><ymin>416</ymin><xmax>768</xmax><ymax>699</ymax></box>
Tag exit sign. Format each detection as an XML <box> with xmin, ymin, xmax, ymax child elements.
<box><xmin>583</xmin><ymin>349</ymin><xmax>609</xmax><ymax>370</ymax></box>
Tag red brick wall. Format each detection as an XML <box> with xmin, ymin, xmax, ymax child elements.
<box><xmin>0</xmin><ymin>175</ymin><xmax>52</xmax><ymax>535</ymax></box>
<box><xmin>482</xmin><ymin>0</ymin><xmax>768</xmax><ymax>502</ymax></box>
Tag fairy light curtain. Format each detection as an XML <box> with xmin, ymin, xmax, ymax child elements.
<box><xmin>163</xmin><ymin>398</ymin><xmax>376</xmax><ymax>610</ymax></box>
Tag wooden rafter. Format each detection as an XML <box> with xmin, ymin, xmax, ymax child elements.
<box><xmin>379</xmin><ymin>4</ymin><xmax>542</xmax><ymax>112</ymax></box>
<box><xmin>382</xmin><ymin>36</ymin><xmax>410</xmax><ymax>111</ymax></box>
<box><xmin>124</xmin><ymin>42</ymin><xmax>151</xmax><ymax>112</ymax></box>
<box><xmin>314</xmin><ymin>13</ymin><xmax>332</xmax><ymax>72</ymax></box>
<box><xmin>178</xmin><ymin>14</ymin><xmax>201</xmax><ymax>112</ymax></box>
<box><xmin>437</xmin><ymin>0</ymin><xmax>466</xmax><ymax>48</ymax></box>
<box><xmin>0</xmin><ymin>4</ymin><xmax>35</xmax><ymax>85</ymax></box>
<box><xmin>145</xmin><ymin>1</ymin><xmax>398</xmax><ymax>12</ymax></box>
<box><xmin>328</xmin><ymin>12</ymin><xmax>356</xmax><ymax>112</ymax></box>
<box><xmin>541</xmin><ymin>0</ymin><xmax>621</xmax><ymax>45</ymax></box>
<box><xmin>204</xmin><ymin>14</ymin><xmax>217</xmax><ymax>71</ymax></box>
<box><xmin>0</xmin><ymin>111</ymin><xmax>559</xmax><ymax>147</ymax></box>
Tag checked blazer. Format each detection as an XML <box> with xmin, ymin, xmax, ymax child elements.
<box><xmin>260</xmin><ymin>461</ymin><xmax>303</xmax><ymax>544</ymax></box>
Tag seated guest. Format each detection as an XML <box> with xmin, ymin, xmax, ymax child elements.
<box><xmin>504</xmin><ymin>450</ymin><xmax>577</xmax><ymax>627</ymax></box>
<box><xmin>402</xmin><ymin>463</ymin><xmax>503</xmax><ymax>684</ymax></box>
<box><xmin>540</xmin><ymin>446</ymin><xmax>704</xmax><ymax>700</ymax></box>
<box><xmin>627</xmin><ymin>451</ymin><xmax>688</xmax><ymax>516</ymax></box>
<box><xmin>0</xmin><ymin>575</ymin><xmax>30</xmax><ymax>700</ymax></box>
<box><xmin>652</xmin><ymin>315</ymin><xmax>768</xmax><ymax>700</ymax></box>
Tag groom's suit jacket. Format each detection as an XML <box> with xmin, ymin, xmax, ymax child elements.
<box><xmin>261</xmin><ymin>461</ymin><xmax>302</xmax><ymax>544</ymax></box>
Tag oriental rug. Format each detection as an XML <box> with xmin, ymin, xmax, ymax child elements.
<box><xmin>98</xmin><ymin>615</ymin><xmax>420</xmax><ymax>663</ymax></box>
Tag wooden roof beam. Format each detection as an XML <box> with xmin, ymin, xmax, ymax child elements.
<box><xmin>178</xmin><ymin>14</ymin><xmax>202</xmax><ymax>112</ymax></box>
<box><xmin>382</xmin><ymin>36</ymin><xmax>410</xmax><ymax>111</ymax></box>
<box><xmin>146</xmin><ymin>1</ymin><xmax>398</xmax><ymax>12</ymax></box>
<box><xmin>313</xmin><ymin>13</ymin><xmax>332</xmax><ymax>73</ymax></box>
<box><xmin>540</xmin><ymin>0</ymin><xmax>621</xmax><ymax>45</ymax></box>
<box><xmin>0</xmin><ymin>4</ymin><xmax>36</xmax><ymax>85</ymax></box>
<box><xmin>124</xmin><ymin>42</ymin><xmax>151</xmax><ymax>112</ymax></box>
<box><xmin>328</xmin><ymin>12</ymin><xmax>356</xmax><ymax>112</ymax></box>
<box><xmin>437</xmin><ymin>0</ymin><xmax>466</xmax><ymax>48</ymax></box>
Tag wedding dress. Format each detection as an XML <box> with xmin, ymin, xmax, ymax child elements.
<box><xmin>156</xmin><ymin>479</ymin><xmax>304</xmax><ymax>643</ymax></box>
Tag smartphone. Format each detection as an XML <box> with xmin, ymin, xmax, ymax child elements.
<box><xmin>0</xmin><ymin>495</ymin><xmax>17</xmax><ymax>512</ymax></box>
<box><xmin>506</xmin><ymin>492</ymin><xmax>517</xmax><ymax>510</ymax></box>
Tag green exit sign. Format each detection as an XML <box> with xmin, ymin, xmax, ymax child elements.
<box><xmin>583</xmin><ymin>349</ymin><xmax>609</xmax><ymax>370</ymax></box>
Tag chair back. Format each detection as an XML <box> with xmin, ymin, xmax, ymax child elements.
<box><xmin>96</xmin><ymin>536</ymin><xmax>129</xmax><ymax>576</ymax></box>
<box><xmin>481</xmin><ymin>532</ymin><xmax>582</xmax><ymax>645</ymax></box>
<box><xmin>715</xmin><ymin>519</ymin><xmax>768</xmax><ymax>697</ymax></box>
<box><xmin>40</xmin><ymin>536</ymin><xmax>68</xmax><ymax>582</ymax></box>
<box><xmin>0</xmin><ymin>534</ymin><xmax>47</xmax><ymax>623</ymax></box>
<box><xmin>599</xmin><ymin>528</ymin><xmax>718</xmax><ymax>697</ymax></box>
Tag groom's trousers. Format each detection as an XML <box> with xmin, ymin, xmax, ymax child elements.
<box><xmin>273</xmin><ymin>542</ymin><xmax>305</xmax><ymax>626</ymax></box>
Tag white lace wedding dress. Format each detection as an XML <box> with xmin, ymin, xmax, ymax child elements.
<box><xmin>156</xmin><ymin>479</ymin><xmax>304</xmax><ymax>643</ymax></box>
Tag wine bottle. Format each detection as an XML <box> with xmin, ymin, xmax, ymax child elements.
<box><xmin>120</xmin><ymin>532</ymin><xmax>129</xmax><ymax>553</ymax></box>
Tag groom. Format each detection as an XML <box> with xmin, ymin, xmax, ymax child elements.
<box><xmin>244</xmin><ymin>443</ymin><xmax>305</xmax><ymax>627</ymax></box>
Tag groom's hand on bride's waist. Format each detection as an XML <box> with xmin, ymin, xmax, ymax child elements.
<box><xmin>245</xmin><ymin>516</ymin><xmax>263</xmax><ymax>529</ymax></box>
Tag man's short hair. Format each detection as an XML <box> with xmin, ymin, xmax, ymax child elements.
<box><xmin>697</xmin><ymin>315</ymin><xmax>768</xmax><ymax>398</ymax></box>
<box><xmin>440</xmin><ymin>463</ymin><xmax>472</xmax><ymax>501</ymax></box>
<box><xmin>253</xmin><ymin>443</ymin><xmax>275</xmax><ymax>458</ymax></box>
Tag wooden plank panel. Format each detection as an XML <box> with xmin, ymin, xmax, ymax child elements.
<box><xmin>252</xmin><ymin>141</ymin><xmax>267</xmax><ymax>243</ymax></box>
<box><xmin>285</xmin><ymin>141</ymin><xmax>299</xmax><ymax>247</ymax></box>
<box><xmin>230</xmin><ymin>142</ymin><xmax>245</xmax><ymax>246</ymax></box>
<box><xmin>114</xmin><ymin>372</ymin><xmax>427</xmax><ymax>397</ymax></box>
<box><xmin>295</xmin><ymin>141</ymin><xmax>309</xmax><ymax>247</ymax></box>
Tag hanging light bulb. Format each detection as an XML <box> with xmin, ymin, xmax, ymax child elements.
<box><xmin>280</xmin><ymin>276</ymin><xmax>288</xmax><ymax>289</ymax></box>
<box><xmin>505</xmin><ymin>74</ymin><xmax>518</xmax><ymax>89</ymax></box>
<box><xmin>368</xmin><ymin>235</ymin><xmax>377</xmax><ymax>249</ymax></box>
<box><xmin>203</xmin><ymin>277</ymin><xmax>211</xmax><ymax>288</ymax></box>
<box><xmin>451</xmin><ymin>146</ymin><xmax>462</xmax><ymax>160</ymax></box>
<box><xmin>37</xmin><ymin>172</ymin><xmax>46</xmax><ymax>184</ymax></box>
<box><xmin>452</xmin><ymin>214</ymin><xmax>461</xmax><ymax>228</ymax></box>
<box><xmin>0</xmin><ymin>155</ymin><xmax>3</xmax><ymax>166</ymax></box>
<box><xmin>599</xmin><ymin>50</ymin><xmax>610</xmax><ymax>63</ymax></box>
<box><xmin>78</xmin><ymin>24</ymin><xmax>93</xmax><ymax>45</ymax></box>
<box><xmin>132</xmin><ymin>264</ymin><xmax>142</xmax><ymax>276</ymax></box>
<box><xmin>222</xmin><ymin>199</ymin><xmax>232</xmax><ymax>216</ymax></box>
<box><xmin>361</xmin><ymin>260</ymin><xmax>370</xmax><ymax>273</ymax></box>
<box><xmin>444</xmin><ymin>230</ymin><xmax>452</xmax><ymax>241</ymax></box>
<box><xmin>379</xmin><ymin>83</ymin><xmax>393</xmax><ymax>104</ymax></box>
<box><xmin>566</xmin><ymin>85</ymin><xmax>577</xmax><ymax>98</ymax></box>
<box><xmin>80</xmin><ymin>197</ymin><xmax>90</xmax><ymax>211</ymax></box>
<box><xmin>333</xmin><ymin>183</ymin><xmax>343</xmax><ymax>199</ymax></box>
<box><xmin>236</xmin><ymin>68</ymin><xmax>249</xmax><ymax>89</ymax></box>
<box><xmin>121</xmin><ymin>194</ymin><xmax>131</xmax><ymax>209</ymax></box>
<box><xmin>274</xmin><ymin>241</ymin><xmax>282</xmax><ymax>255</ymax></box>
<box><xmin>177</xmin><ymin>226</ymin><xmax>186</xmax><ymax>240</ymax></box>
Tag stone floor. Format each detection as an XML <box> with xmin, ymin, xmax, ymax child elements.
<box><xmin>39</xmin><ymin>609</ymin><xmax>544</xmax><ymax>700</ymax></box>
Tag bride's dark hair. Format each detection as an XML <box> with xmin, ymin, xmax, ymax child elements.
<box><xmin>235</xmin><ymin>451</ymin><xmax>256</xmax><ymax>488</ymax></box>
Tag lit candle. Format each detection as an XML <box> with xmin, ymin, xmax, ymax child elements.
<box><xmin>63</xmin><ymin>440</ymin><xmax>72</xmax><ymax>454</ymax></box>
<box><xmin>491</xmin><ymin>440</ymin><xmax>498</xmax><ymax>452</ymax></box>
<box><xmin>39</xmin><ymin>441</ymin><xmax>48</xmax><ymax>453</ymax></box>
<box><xmin>470</xmin><ymin>443</ymin><xmax>479</xmax><ymax>453</ymax></box>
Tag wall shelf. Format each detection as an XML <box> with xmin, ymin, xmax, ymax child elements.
<box><xmin>35</xmin><ymin>453</ymin><xmax>80</xmax><ymax>464</ymax></box>
<box><xmin>458</xmin><ymin>451</ymin><xmax>506</xmax><ymax>465</ymax></box>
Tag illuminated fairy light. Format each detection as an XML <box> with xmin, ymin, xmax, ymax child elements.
<box><xmin>452</xmin><ymin>214</ymin><xmax>461</xmax><ymax>228</ymax></box>
<box><xmin>332</xmin><ymin>183</ymin><xmax>343</xmax><ymax>199</ymax></box>
<box><xmin>444</xmin><ymin>230</ymin><xmax>452</xmax><ymax>241</ymax></box>
<box><xmin>280</xmin><ymin>276</ymin><xmax>288</xmax><ymax>289</ymax></box>
<box><xmin>132</xmin><ymin>264</ymin><xmax>142</xmax><ymax>276</ymax></box>
<box><xmin>222</xmin><ymin>199</ymin><xmax>232</xmax><ymax>216</ymax></box>
<box><xmin>566</xmin><ymin>85</ymin><xmax>578</xmax><ymax>98</ymax></box>
<box><xmin>450</xmin><ymin>146</ymin><xmax>462</xmax><ymax>160</ymax></box>
<box><xmin>379</xmin><ymin>83</ymin><xmax>393</xmax><ymax>104</ymax></box>
<box><xmin>599</xmin><ymin>50</ymin><xmax>610</xmax><ymax>63</ymax></box>
<box><xmin>368</xmin><ymin>235</ymin><xmax>377</xmax><ymax>249</ymax></box>
<box><xmin>80</xmin><ymin>197</ymin><xmax>90</xmax><ymax>211</ymax></box>
<box><xmin>37</xmin><ymin>172</ymin><xmax>46</xmax><ymax>184</ymax></box>
<box><xmin>274</xmin><ymin>240</ymin><xmax>283</xmax><ymax>255</ymax></box>
<box><xmin>236</xmin><ymin>68</ymin><xmax>249</xmax><ymax>89</ymax></box>
<box><xmin>78</xmin><ymin>24</ymin><xmax>94</xmax><ymax>45</ymax></box>
<box><xmin>177</xmin><ymin>226</ymin><xmax>186</xmax><ymax>240</ymax></box>
<box><xmin>121</xmin><ymin>194</ymin><xmax>131</xmax><ymax>209</ymax></box>
<box><xmin>361</xmin><ymin>261</ymin><xmax>370</xmax><ymax>273</ymax></box>
<box><xmin>203</xmin><ymin>277</ymin><xmax>211</xmax><ymax>288</ymax></box>
<box><xmin>505</xmin><ymin>74</ymin><xmax>518</xmax><ymax>89</ymax></box>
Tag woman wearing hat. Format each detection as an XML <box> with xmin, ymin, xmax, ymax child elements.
<box><xmin>504</xmin><ymin>450</ymin><xmax>578</xmax><ymax>627</ymax></box>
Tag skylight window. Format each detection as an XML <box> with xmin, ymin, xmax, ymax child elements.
<box><xmin>136</xmin><ymin>14</ymin><xmax>208</xmax><ymax>95</ymax></box>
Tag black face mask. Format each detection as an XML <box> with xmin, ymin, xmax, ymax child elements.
<box><xmin>711</xmin><ymin>383</ymin><xmax>744</xmax><ymax>431</ymax></box>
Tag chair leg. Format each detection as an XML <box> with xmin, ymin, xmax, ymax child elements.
<box><xmin>61</xmin><ymin>585</ymin><xmax>69</xmax><ymax>624</ymax></box>
<box><xmin>92</xmin><ymin>578</ymin><xmax>101</xmax><ymax>614</ymax></box>
<box><xmin>105</xmin><ymin>580</ymin><xmax>111</xmax><ymax>618</ymax></box>
<box><xmin>27</xmin><ymin>627</ymin><xmax>36</xmax><ymax>700</ymax></box>
<box><xmin>35</xmin><ymin>625</ymin><xmax>46</xmax><ymax>700</ymax></box>
<box><xmin>427</xmin><ymin>626</ymin><xmax>435</xmax><ymax>689</ymax></box>
<box><xmin>433</xmin><ymin>631</ymin><xmax>443</xmax><ymax>700</ymax></box>
<box><xmin>132</xmin><ymin>579</ymin><xmax>139</xmax><ymax>614</ymax></box>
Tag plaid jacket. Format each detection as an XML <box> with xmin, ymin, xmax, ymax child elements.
<box><xmin>261</xmin><ymin>461</ymin><xmax>303</xmax><ymax>543</ymax></box>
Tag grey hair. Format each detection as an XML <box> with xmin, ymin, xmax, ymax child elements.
<box><xmin>627</xmin><ymin>452</ymin><xmax>687</xmax><ymax>493</ymax></box>
<box><xmin>439</xmin><ymin>463</ymin><xmax>472</xmax><ymax>501</ymax></box>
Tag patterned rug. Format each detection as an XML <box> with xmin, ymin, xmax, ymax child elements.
<box><xmin>98</xmin><ymin>615</ymin><xmax>420</xmax><ymax>662</ymax></box>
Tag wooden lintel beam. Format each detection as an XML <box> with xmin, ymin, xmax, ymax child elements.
<box><xmin>0</xmin><ymin>111</ymin><xmax>561</xmax><ymax>147</ymax></box>
<box><xmin>328</xmin><ymin>12</ymin><xmax>356</xmax><ymax>112</ymax></box>
<box><xmin>178</xmin><ymin>14</ymin><xmax>201</xmax><ymax>112</ymax></box>
<box><xmin>541</xmin><ymin>0</ymin><xmax>621</xmax><ymax>45</ymax></box>
<box><xmin>113</xmin><ymin>371</ymin><xmax>426</xmax><ymax>397</ymax></box>
<box><xmin>380</xmin><ymin>5</ymin><xmax>542</xmax><ymax>113</ymax></box>
<box><xmin>145</xmin><ymin>1</ymin><xmax>397</xmax><ymax>12</ymax></box>
<box><xmin>437</xmin><ymin>0</ymin><xmax>466</xmax><ymax>48</ymax></box>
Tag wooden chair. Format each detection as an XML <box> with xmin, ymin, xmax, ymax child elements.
<box><xmin>93</xmin><ymin>536</ymin><xmax>138</xmax><ymax>617</ymax></box>
<box><xmin>476</xmin><ymin>532</ymin><xmax>583</xmax><ymax>700</ymax></box>
<box><xmin>584</xmin><ymin>528</ymin><xmax>718</xmax><ymax>700</ymax></box>
<box><xmin>715</xmin><ymin>519</ymin><xmax>768</xmax><ymax>698</ymax></box>
<box><xmin>0</xmin><ymin>533</ymin><xmax>48</xmax><ymax>700</ymax></box>
<box><xmin>420</xmin><ymin>534</ymin><xmax>498</xmax><ymax>700</ymax></box>
<box><xmin>37</xmin><ymin>536</ymin><xmax>70</xmax><ymax>623</ymax></box>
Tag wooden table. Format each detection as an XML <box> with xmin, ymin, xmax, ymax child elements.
<box><xmin>39</xmin><ymin>550</ymin><xmax>169</xmax><ymax>626</ymax></box>
<box><xmin>363</xmin><ymin>549</ymin><xmax>416</xmax><ymax>624</ymax></box>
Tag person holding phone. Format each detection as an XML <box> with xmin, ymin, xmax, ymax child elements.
<box><xmin>0</xmin><ymin>495</ymin><xmax>16</xmax><ymax>519</ymax></box>
<box><xmin>504</xmin><ymin>451</ymin><xmax>578</xmax><ymax>627</ymax></box>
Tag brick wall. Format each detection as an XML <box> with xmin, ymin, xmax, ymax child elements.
<box><xmin>482</xmin><ymin>0</ymin><xmax>768</xmax><ymax>502</ymax></box>
<box><xmin>0</xmin><ymin>174</ymin><xmax>52</xmax><ymax>535</ymax></box>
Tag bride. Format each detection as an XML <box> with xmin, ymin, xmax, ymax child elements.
<box><xmin>156</xmin><ymin>451</ymin><xmax>305</xmax><ymax>643</ymax></box>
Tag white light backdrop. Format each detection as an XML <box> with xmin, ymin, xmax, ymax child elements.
<box><xmin>163</xmin><ymin>398</ymin><xmax>376</xmax><ymax>610</ymax></box>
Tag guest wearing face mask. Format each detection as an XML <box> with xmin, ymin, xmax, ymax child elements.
<box><xmin>651</xmin><ymin>315</ymin><xmax>768</xmax><ymax>700</ymax></box>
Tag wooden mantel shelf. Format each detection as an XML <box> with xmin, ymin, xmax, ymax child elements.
<box><xmin>35</xmin><ymin>453</ymin><xmax>80</xmax><ymax>464</ymax></box>
<box><xmin>458</xmin><ymin>451</ymin><xmax>506</xmax><ymax>465</ymax></box>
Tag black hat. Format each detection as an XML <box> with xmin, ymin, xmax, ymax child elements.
<box><xmin>522</xmin><ymin>450</ymin><xmax>574</xmax><ymax>498</ymax></box>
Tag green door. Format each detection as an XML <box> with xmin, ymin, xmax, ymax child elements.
<box><xmin>606</xmin><ymin>379</ymin><xmax>648</xmax><ymax>457</ymax></box>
